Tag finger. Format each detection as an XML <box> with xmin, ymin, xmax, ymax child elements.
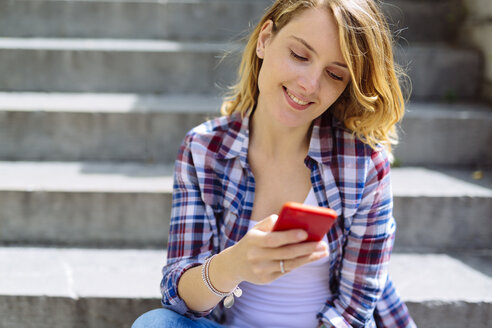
<box><xmin>253</xmin><ymin>214</ymin><xmax>278</xmax><ymax>232</ymax></box>
<box><xmin>267</xmin><ymin>241</ymin><xmax>328</xmax><ymax>260</ymax></box>
<box><xmin>258</xmin><ymin>229</ymin><xmax>308</xmax><ymax>248</ymax></box>
<box><xmin>282</xmin><ymin>250</ymin><xmax>329</xmax><ymax>272</ymax></box>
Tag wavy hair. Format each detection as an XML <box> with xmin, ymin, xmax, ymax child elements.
<box><xmin>220</xmin><ymin>0</ymin><xmax>409</xmax><ymax>150</ymax></box>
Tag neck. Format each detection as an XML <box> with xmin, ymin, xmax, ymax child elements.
<box><xmin>249</xmin><ymin>106</ymin><xmax>312</xmax><ymax>161</ymax></box>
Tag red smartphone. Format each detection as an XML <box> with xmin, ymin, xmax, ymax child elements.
<box><xmin>272</xmin><ymin>202</ymin><xmax>337</xmax><ymax>242</ymax></box>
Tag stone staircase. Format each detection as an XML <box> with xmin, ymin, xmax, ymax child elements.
<box><xmin>0</xmin><ymin>0</ymin><xmax>490</xmax><ymax>327</ymax></box>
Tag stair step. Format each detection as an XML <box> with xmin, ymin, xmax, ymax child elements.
<box><xmin>383</xmin><ymin>0</ymin><xmax>464</xmax><ymax>43</ymax></box>
<box><xmin>394</xmin><ymin>102</ymin><xmax>492</xmax><ymax>166</ymax></box>
<box><xmin>389</xmin><ymin>252</ymin><xmax>492</xmax><ymax>328</ymax></box>
<box><xmin>0</xmin><ymin>247</ymin><xmax>490</xmax><ymax>327</ymax></box>
<box><xmin>0</xmin><ymin>162</ymin><xmax>174</xmax><ymax>248</ymax></box>
<box><xmin>0</xmin><ymin>247</ymin><xmax>163</xmax><ymax>328</ymax></box>
<box><xmin>0</xmin><ymin>92</ymin><xmax>222</xmax><ymax>112</ymax></box>
<box><xmin>391</xmin><ymin>167</ymin><xmax>492</xmax><ymax>251</ymax></box>
<box><xmin>0</xmin><ymin>38</ymin><xmax>481</xmax><ymax>99</ymax></box>
<box><xmin>395</xmin><ymin>44</ymin><xmax>481</xmax><ymax>100</ymax></box>
<box><xmin>1</xmin><ymin>93</ymin><xmax>490</xmax><ymax>166</ymax></box>
<box><xmin>0</xmin><ymin>37</ymin><xmax>239</xmax><ymax>94</ymax></box>
<box><xmin>0</xmin><ymin>162</ymin><xmax>490</xmax><ymax>250</ymax></box>
<box><xmin>0</xmin><ymin>93</ymin><xmax>219</xmax><ymax>162</ymax></box>
<box><xmin>0</xmin><ymin>0</ymin><xmax>270</xmax><ymax>41</ymax></box>
<box><xmin>0</xmin><ymin>0</ymin><xmax>463</xmax><ymax>43</ymax></box>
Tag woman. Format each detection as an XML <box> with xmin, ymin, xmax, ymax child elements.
<box><xmin>134</xmin><ymin>0</ymin><xmax>416</xmax><ymax>327</ymax></box>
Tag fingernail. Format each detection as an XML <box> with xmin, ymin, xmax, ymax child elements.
<box><xmin>297</xmin><ymin>231</ymin><xmax>307</xmax><ymax>240</ymax></box>
<box><xmin>316</xmin><ymin>243</ymin><xmax>325</xmax><ymax>251</ymax></box>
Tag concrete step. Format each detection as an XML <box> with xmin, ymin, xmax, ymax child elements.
<box><xmin>0</xmin><ymin>93</ymin><xmax>490</xmax><ymax>166</ymax></box>
<box><xmin>0</xmin><ymin>93</ymin><xmax>217</xmax><ymax>162</ymax></box>
<box><xmin>0</xmin><ymin>0</ymin><xmax>463</xmax><ymax>43</ymax></box>
<box><xmin>0</xmin><ymin>38</ymin><xmax>481</xmax><ymax>99</ymax></box>
<box><xmin>394</xmin><ymin>102</ymin><xmax>492</xmax><ymax>167</ymax></box>
<box><xmin>0</xmin><ymin>247</ymin><xmax>490</xmax><ymax>327</ymax></box>
<box><xmin>0</xmin><ymin>247</ymin><xmax>163</xmax><ymax>328</ymax></box>
<box><xmin>0</xmin><ymin>161</ymin><xmax>174</xmax><ymax>248</ymax></box>
<box><xmin>391</xmin><ymin>167</ymin><xmax>492</xmax><ymax>251</ymax></box>
<box><xmin>0</xmin><ymin>0</ymin><xmax>271</xmax><ymax>42</ymax></box>
<box><xmin>395</xmin><ymin>44</ymin><xmax>481</xmax><ymax>101</ymax></box>
<box><xmin>389</xmin><ymin>252</ymin><xmax>492</xmax><ymax>328</ymax></box>
<box><xmin>0</xmin><ymin>162</ymin><xmax>490</xmax><ymax>250</ymax></box>
<box><xmin>0</xmin><ymin>38</ymin><xmax>240</xmax><ymax>94</ymax></box>
<box><xmin>383</xmin><ymin>0</ymin><xmax>465</xmax><ymax>43</ymax></box>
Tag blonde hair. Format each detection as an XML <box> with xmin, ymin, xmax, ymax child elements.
<box><xmin>220</xmin><ymin>0</ymin><xmax>409</xmax><ymax>150</ymax></box>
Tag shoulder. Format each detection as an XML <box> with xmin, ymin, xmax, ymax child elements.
<box><xmin>181</xmin><ymin>113</ymin><xmax>244</xmax><ymax>157</ymax></box>
<box><xmin>327</xmin><ymin>115</ymin><xmax>390</xmax><ymax>180</ymax></box>
<box><xmin>323</xmin><ymin>116</ymin><xmax>392</xmax><ymax>219</ymax></box>
<box><xmin>176</xmin><ymin>113</ymin><xmax>247</xmax><ymax>209</ymax></box>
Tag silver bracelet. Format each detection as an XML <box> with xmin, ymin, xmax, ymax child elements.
<box><xmin>201</xmin><ymin>255</ymin><xmax>242</xmax><ymax>308</ymax></box>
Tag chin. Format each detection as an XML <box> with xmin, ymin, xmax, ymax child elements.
<box><xmin>275</xmin><ymin>110</ymin><xmax>312</xmax><ymax>128</ymax></box>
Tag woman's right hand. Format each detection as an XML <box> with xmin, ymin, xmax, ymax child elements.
<box><xmin>228</xmin><ymin>214</ymin><xmax>329</xmax><ymax>285</ymax></box>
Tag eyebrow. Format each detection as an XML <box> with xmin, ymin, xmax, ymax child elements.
<box><xmin>290</xmin><ymin>35</ymin><xmax>348</xmax><ymax>69</ymax></box>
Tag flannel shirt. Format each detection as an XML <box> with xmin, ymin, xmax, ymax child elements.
<box><xmin>161</xmin><ymin>111</ymin><xmax>416</xmax><ymax>328</ymax></box>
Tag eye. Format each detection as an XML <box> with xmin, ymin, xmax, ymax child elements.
<box><xmin>290</xmin><ymin>50</ymin><xmax>307</xmax><ymax>61</ymax></box>
<box><xmin>327</xmin><ymin>71</ymin><xmax>343</xmax><ymax>81</ymax></box>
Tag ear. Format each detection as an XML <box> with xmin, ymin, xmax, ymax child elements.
<box><xmin>256</xmin><ymin>20</ymin><xmax>274</xmax><ymax>59</ymax></box>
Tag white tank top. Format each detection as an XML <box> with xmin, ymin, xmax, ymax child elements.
<box><xmin>225</xmin><ymin>189</ymin><xmax>331</xmax><ymax>328</ymax></box>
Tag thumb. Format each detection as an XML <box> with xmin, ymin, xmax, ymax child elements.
<box><xmin>253</xmin><ymin>214</ymin><xmax>278</xmax><ymax>232</ymax></box>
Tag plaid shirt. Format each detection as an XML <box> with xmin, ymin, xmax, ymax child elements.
<box><xmin>161</xmin><ymin>112</ymin><xmax>416</xmax><ymax>328</ymax></box>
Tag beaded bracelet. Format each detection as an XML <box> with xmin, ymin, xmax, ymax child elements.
<box><xmin>201</xmin><ymin>255</ymin><xmax>242</xmax><ymax>308</ymax></box>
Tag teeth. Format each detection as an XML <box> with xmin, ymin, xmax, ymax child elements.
<box><xmin>286</xmin><ymin>89</ymin><xmax>309</xmax><ymax>105</ymax></box>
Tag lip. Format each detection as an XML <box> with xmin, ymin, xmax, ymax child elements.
<box><xmin>283</xmin><ymin>86</ymin><xmax>312</xmax><ymax>111</ymax></box>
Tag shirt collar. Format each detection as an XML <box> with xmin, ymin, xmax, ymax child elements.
<box><xmin>217</xmin><ymin>111</ymin><xmax>340</xmax><ymax>167</ymax></box>
<box><xmin>307</xmin><ymin>112</ymin><xmax>340</xmax><ymax>166</ymax></box>
<box><xmin>216</xmin><ymin>112</ymin><xmax>250</xmax><ymax>169</ymax></box>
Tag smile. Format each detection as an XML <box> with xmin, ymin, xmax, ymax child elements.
<box><xmin>283</xmin><ymin>86</ymin><xmax>313</xmax><ymax>111</ymax></box>
<box><xmin>286</xmin><ymin>88</ymin><xmax>309</xmax><ymax>105</ymax></box>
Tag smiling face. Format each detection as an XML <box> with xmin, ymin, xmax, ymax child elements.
<box><xmin>255</xmin><ymin>7</ymin><xmax>350</xmax><ymax>129</ymax></box>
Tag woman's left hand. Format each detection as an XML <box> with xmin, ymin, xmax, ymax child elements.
<box><xmin>222</xmin><ymin>214</ymin><xmax>329</xmax><ymax>286</ymax></box>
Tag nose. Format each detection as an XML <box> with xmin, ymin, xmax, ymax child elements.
<box><xmin>297</xmin><ymin>66</ymin><xmax>321</xmax><ymax>95</ymax></box>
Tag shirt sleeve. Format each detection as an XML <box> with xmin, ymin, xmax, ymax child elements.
<box><xmin>319</xmin><ymin>149</ymin><xmax>396</xmax><ymax>327</ymax></box>
<box><xmin>160</xmin><ymin>133</ymin><xmax>217</xmax><ymax>318</ymax></box>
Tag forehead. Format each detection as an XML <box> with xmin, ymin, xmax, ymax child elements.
<box><xmin>276</xmin><ymin>8</ymin><xmax>344</xmax><ymax>61</ymax></box>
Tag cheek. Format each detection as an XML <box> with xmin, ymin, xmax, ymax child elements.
<box><xmin>267</xmin><ymin>50</ymin><xmax>298</xmax><ymax>78</ymax></box>
<box><xmin>321</xmin><ymin>81</ymin><xmax>348</xmax><ymax>103</ymax></box>
<box><xmin>258</xmin><ymin>57</ymin><xmax>285</xmax><ymax>94</ymax></box>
